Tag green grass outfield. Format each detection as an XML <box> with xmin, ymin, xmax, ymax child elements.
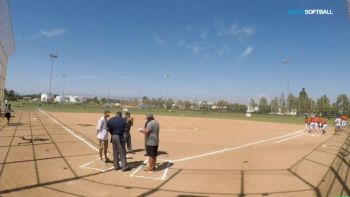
<box><xmin>10</xmin><ymin>102</ymin><xmax>316</xmax><ymax>125</ymax></box>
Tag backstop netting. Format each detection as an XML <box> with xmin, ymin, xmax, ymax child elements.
<box><xmin>347</xmin><ymin>0</ymin><xmax>350</xmax><ymax>18</ymax></box>
<box><xmin>0</xmin><ymin>0</ymin><xmax>15</xmax><ymax>103</ymax></box>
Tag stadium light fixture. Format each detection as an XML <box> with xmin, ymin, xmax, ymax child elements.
<box><xmin>347</xmin><ymin>0</ymin><xmax>350</xmax><ymax>18</ymax></box>
<box><xmin>165</xmin><ymin>74</ymin><xmax>170</xmax><ymax>102</ymax></box>
<box><xmin>282</xmin><ymin>59</ymin><xmax>291</xmax><ymax>112</ymax></box>
<box><xmin>49</xmin><ymin>53</ymin><xmax>58</xmax><ymax>95</ymax></box>
<box><xmin>62</xmin><ymin>74</ymin><xmax>67</xmax><ymax>98</ymax></box>
<box><xmin>164</xmin><ymin>74</ymin><xmax>170</xmax><ymax>108</ymax></box>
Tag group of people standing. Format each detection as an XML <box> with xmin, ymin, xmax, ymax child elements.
<box><xmin>96</xmin><ymin>110</ymin><xmax>160</xmax><ymax>172</ymax></box>
<box><xmin>304</xmin><ymin>114</ymin><xmax>328</xmax><ymax>134</ymax></box>
<box><xmin>304</xmin><ymin>114</ymin><xmax>348</xmax><ymax>135</ymax></box>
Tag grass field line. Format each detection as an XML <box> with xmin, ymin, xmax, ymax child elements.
<box><xmin>275</xmin><ymin>132</ymin><xmax>306</xmax><ymax>143</ymax></box>
<box><xmin>172</xmin><ymin>129</ymin><xmax>305</xmax><ymax>163</ymax></box>
<box><xmin>39</xmin><ymin>108</ymin><xmax>99</xmax><ymax>152</ymax></box>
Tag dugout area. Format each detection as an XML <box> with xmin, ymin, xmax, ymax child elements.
<box><xmin>0</xmin><ymin>110</ymin><xmax>349</xmax><ymax>196</ymax></box>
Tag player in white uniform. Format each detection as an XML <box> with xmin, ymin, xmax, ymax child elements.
<box><xmin>96</xmin><ymin>110</ymin><xmax>111</xmax><ymax>162</ymax></box>
<box><xmin>335</xmin><ymin>116</ymin><xmax>342</xmax><ymax>135</ymax></box>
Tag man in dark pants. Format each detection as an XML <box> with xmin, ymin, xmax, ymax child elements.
<box><xmin>124</xmin><ymin>112</ymin><xmax>134</xmax><ymax>154</ymax></box>
<box><xmin>107</xmin><ymin>111</ymin><xmax>130</xmax><ymax>171</ymax></box>
<box><xmin>140</xmin><ymin>113</ymin><xmax>160</xmax><ymax>172</ymax></box>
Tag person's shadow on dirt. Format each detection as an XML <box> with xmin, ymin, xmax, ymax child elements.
<box><xmin>127</xmin><ymin>160</ymin><xmax>147</xmax><ymax>169</ymax></box>
<box><xmin>155</xmin><ymin>161</ymin><xmax>173</xmax><ymax>171</ymax></box>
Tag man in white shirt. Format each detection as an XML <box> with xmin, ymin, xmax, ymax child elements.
<box><xmin>96</xmin><ymin>110</ymin><xmax>111</xmax><ymax>162</ymax></box>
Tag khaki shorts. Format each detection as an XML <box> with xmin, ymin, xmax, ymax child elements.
<box><xmin>98</xmin><ymin>139</ymin><xmax>108</xmax><ymax>150</ymax></box>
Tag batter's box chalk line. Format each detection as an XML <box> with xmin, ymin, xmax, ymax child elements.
<box><xmin>130</xmin><ymin>159</ymin><xmax>173</xmax><ymax>180</ymax></box>
<box><xmin>79</xmin><ymin>155</ymin><xmax>115</xmax><ymax>172</ymax></box>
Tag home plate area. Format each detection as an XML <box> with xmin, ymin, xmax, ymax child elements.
<box><xmin>80</xmin><ymin>156</ymin><xmax>173</xmax><ymax>180</ymax></box>
<box><xmin>130</xmin><ymin>159</ymin><xmax>173</xmax><ymax>180</ymax></box>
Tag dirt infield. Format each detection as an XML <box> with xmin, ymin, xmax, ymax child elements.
<box><xmin>0</xmin><ymin>110</ymin><xmax>349</xmax><ymax>196</ymax></box>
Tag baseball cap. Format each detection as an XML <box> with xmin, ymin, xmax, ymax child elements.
<box><xmin>146</xmin><ymin>113</ymin><xmax>154</xmax><ymax>118</ymax></box>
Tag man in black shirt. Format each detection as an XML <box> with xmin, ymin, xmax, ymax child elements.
<box><xmin>107</xmin><ymin>111</ymin><xmax>130</xmax><ymax>171</ymax></box>
<box><xmin>124</xmin><ymin>112</ymin><xmax>134</xmax><ymax>154</ymax></box>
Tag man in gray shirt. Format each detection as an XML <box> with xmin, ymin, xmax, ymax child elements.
<box><xmin>140</xmin><ymin>113</ymin><xmax>159</xmax><ymax>172</ymax></box>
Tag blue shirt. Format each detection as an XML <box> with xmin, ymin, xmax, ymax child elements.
<box><xmin>107</xmin><ymin>117</ymin><xmax>126</xmax><ymax>136</ymax></box>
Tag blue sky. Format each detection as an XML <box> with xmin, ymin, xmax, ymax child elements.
<box><xmin>6</xmin><ymin>0</ymin><xmax>350</xmax><ymax>101</ymax></box>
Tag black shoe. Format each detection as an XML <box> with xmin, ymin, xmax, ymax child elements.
<box><xmin>122</xmin><ymin>166</ymin><xmax>131</xmax><ymax>171</ymax></box>
<box><xmin>114</xmin><ymin>166</ymin><xmax>121</xmax><ymax>170</ymax></box>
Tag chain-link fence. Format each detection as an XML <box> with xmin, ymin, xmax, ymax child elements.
<box><xmin>0</xmin><ymin>0</ymin><xmax>15</xmax><ymax>104</ymax></box>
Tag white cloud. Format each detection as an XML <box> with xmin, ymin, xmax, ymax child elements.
<box><xmin>227</xmin><ymin>24</ymin><xmax>255</xmax><ymax>37</ymax></box>
<box><xmin>218</xmin><ymin>50</ymin><xmax>225</xmax><ymax>55</ymax></box>
<box><xmin>240</xmin><ymin>27</ymin><xmax>255</xmax><ymax>36</ymax></box>
<box><xmin>40</xmin><ymin>28</ymin><xmax>67</xmax><ymax>38</ymax></box>
<box><xmin>216</xmin><ymin>22</ymin><xmax>255</xmax><ymax>38</ymax></box>
<box><xmin>154</xmin><ymin>36</ymin><xmax>165</xmax><ymax>46</ymax></box>
<box><xmin>203</xmin><ymin>54</ymin><xmax>211</xmax><ymax>59</ymax></box>
<box><xmin>191</xmin><ymin>45</ymin><xmax>201</xmax><ymax>54</ymax></box>
<box><xmin>242</xmin><ymin>46</ymin><xmax>254</xmax><ymax>57</ymax></box>
<box><xmin>178</xmin><ymin>39</ymin><xmax>185</xmax><ymax>46</ymax></box>
<box><xmin>201</xmin><ymin>30</ymin><xmax>208</xmax><ymax>39</ymax></box>
<box><xmin>187</xmin><ymin>25</ymin><xmax>193</xmax><ymax>34</ymax></box>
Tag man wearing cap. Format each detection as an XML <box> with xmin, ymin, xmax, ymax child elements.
<box><xmin>124</xmin><ymin>112</ymin><xmax>134</xmax><ymax>154</ymax></box>
<box><xmin>96</xmin><ymin>110</ymin><xmax>111</xmax><ymax>162</ymax></box>
<box><xmin>139</xmin><ymin>113</ymin><xmax>160</xmax><ymax>172</ymax></box>
<box><xmin>107</xmin><ymin>111</ymin><xmax>130</xmax><ymax>171</ymax></box>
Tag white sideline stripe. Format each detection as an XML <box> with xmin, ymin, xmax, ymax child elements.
<box><xmin>80</xmin><ymin>158</ymin><xmax>100</xmax><ymax>168</ymax></box>
<box><xmin>275</xmin><ymin>133</ymin><xmax>306</xmax><ymax>143</ymax></box>
<box><xmin>322</xmin><ymin>144</ymin><xmax>343</xmax><ymax>149</ymax></box>
<box><xmin>172</xmin><ymin>129</ymin><xmax>304</xmax><ymax>163</ymax></box>
<box><xmin>167</xmin><ymin>127</ymin><xmax>199</xmax><ymax>132</ymax></box>
<box><xmin>133</xmin><ymin>175</ymin><xmax>164</xmax><ymax>180</ymax></box>
<box><xmin>38</xmin><ymin>109</ymin><xmax>99</xmax><ymax>152</ymax></box>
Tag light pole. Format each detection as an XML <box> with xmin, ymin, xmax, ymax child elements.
<box><xmin>282</xmin><ymin>59</ymin><xmax>291</xmax><ymax>113</ymax></box>
<box><xmin>165</xmin><ymin>74</ymin><xmax>170</xmax><ymax>108</ymax></box>
<box><xmin>62</xmin><ymin>74</ymin><xmax>67</xmax><ymax>98</ymax></box>
<box><xmin>49</xmin><ymin>53</ymin><xmax>58</xmax><ymax>95</ymax></box>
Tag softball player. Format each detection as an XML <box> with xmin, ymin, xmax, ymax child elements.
<box><xmin>335</xmin><ymin>116</ymin><xmax>342</xmax><ymax>135</ymax></box>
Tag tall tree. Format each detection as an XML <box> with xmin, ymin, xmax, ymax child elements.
<box><xmin>336</xmin><ymin>94</ymin><xmax>349</xmax><ymax>114</ymax></box>
<box><xmin>279</xmin><ymin>93</ymin><xmax>286</xmax><ymax>113</ymax></box>
<box><xmin>287</xmin><ymin>94</ymin><xmax>298</xmax><ymax>112</ymax></box>
<box><xmin>298</xmin><ymin>88</ymin><xmax>309</xmax><ymax>114</ymax></box>
<box><xmin>270</xmin><ymin>97</ymin><xmax>279</xmax><ymax>113</ymax></box>
<box><xmin>316</xmin><ymin>95</ymin><xmax>331</xmax><ymax>116</ymax></box>
<box><xmin>259</xmin><ymin>97</ymin><xmax>269</xmax><ymax>113</ymax></box>
<box><xmin>250</xmin><ymin>99</ymin><xmax>257</xmax><ymax>108</ymax></box>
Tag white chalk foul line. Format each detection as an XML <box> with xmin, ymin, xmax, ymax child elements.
<box><xmin>80</xmin><ymin>157</ymin><xmax>101</xmax><ymax>168</ymax></box>
<box><xmin>38</xmin><ymin>109</ymin><xmax>99</xmax><ymax>152</ymax></box>
<box><xmin>172</xmin><ymin>129</ymin><xmax>304</xmax><ymax>163</ymax></box>
<box><xmin>275</xmin><ymin>132</ymin><xmax>306</xmax><ymax>143</ymax></box>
